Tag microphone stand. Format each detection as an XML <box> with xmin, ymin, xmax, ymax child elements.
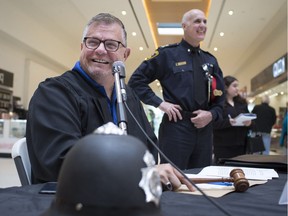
<box><xmin>113</xmin><ymin>64</ymin><xmax>127</xmax><ymax>134</ymax></box>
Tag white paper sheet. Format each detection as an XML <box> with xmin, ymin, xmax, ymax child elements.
<box><xmin>232</xmin><ymin>113</ymin><xmax>257</xmax><ymax>126</ymax></box>
<box><xmin>197</xmin><ymin>166</ymin><xmax>278</xmax><ymax>180</ymax></box>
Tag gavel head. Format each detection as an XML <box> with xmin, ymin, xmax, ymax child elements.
<box><xmin>230</xmin><ymin>169</ymin><xmax>250</xmax><ymax>192</ymax></box>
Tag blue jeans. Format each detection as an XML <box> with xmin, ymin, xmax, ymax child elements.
<box><xmin>260</xmin><ymin>133</ymin><xmax>271</xmax><ymax>155</ymax></box>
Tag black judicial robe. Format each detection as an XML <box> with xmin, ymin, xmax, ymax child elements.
<box><xmin>26</xmin><ymin>70</ymin><xmax>157</xmax><ymax>183</ymax></box>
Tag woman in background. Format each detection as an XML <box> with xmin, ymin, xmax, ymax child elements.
<box><xmin>213</xmin><ymin>76</ymin><xmax>252</xmax><ymax>164</ymax></box>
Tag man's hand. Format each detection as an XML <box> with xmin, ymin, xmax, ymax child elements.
<box><xmin>155</xmin><ymin>163</ymin><xmax>195</xmax><ymax>192</ymax></box>
<box><xmin>191</xmin><ymin>110</ymin><xmax>212</xmax><ymax>128</ymax></box>
<box><xmin>158</xmin><ymin>101</ymin><xmax>182</xmax><ymax>122</ymax></box>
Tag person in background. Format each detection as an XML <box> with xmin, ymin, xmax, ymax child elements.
<box><xmin>213</xmin><ymin>76</ymin><xmax>252</xmax><ymax>164</ymax></box>
<box><xmin>26</xmin><ymin>13</ymin><xmax>194</xmax><ymax>192</ymax></box>
<box><xmin>128</xmin><ymin>9</ymin><xmax>225</xmax><ymax>170</ymax></box>
<box><xmin>279</xmin><ymin>110</ymin><xmax>287</xmax><ymax>152</ymax></box>
<box><xmin>251</xmin><ymin>95</ymin><xmax>276</xmax><ymax>155</ymax></box>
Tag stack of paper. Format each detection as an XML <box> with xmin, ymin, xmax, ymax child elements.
<box><xmin>197</xmin><ymin>166</ymin><xmax>278</xmax><ymax>180</ymax></box>
<box><xmin>232</xmin><ymin>113</ymin><xmax>257</xmax><ymax>126</ymax></box>
<box><xmin>177</xmin><ymin>166</ymin><xmax>278</xmax><ymax>197</ymax></box>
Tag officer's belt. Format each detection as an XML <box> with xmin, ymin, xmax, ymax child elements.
<box><xmin>180</xmin><ymin>110</ymin><xmax>197</xmax><ymax>119</ymax></box>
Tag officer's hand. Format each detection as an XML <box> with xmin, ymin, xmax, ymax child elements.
<box><xmin>158</xmin><ymin>101</ymin><xmax>182</xmax><ymax>122</ymax></box>
<box><xmin>191</xmin><ymin>110</ymin><xmax>212</xmax><ymax>128</ymax></box>
<box><xmin>155</xmin><ymin>163</ymin><xmax>195</xmax><ymax>192</ymax></box>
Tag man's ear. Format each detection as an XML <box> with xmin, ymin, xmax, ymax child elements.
<box><xmin>182</xmin><ymin>23</ymin><xmax>187</xmax><ymax>30</ymax></box>
<box><xmin>124</xmin><ymin>48</ymin><xmax>131</xmax><ymax>60</ymax></box>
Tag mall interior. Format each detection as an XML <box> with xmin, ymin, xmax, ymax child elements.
<box><xmin>0</xmin><ymin>0</ymin><xmax>287</xmax><ymax>195</ymax></box>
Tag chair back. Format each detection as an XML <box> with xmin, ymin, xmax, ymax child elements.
<box><xmin>11</xmin><ymin>138</ymin><xmax>31</xmax><ymax>185</ymax></box>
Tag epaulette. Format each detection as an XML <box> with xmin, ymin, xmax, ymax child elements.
<box><xmin>145</xmin><ymin>43</ymin><xmax>179</xmax><ymax>61</ymax></box>
<box><xmin>158</xmin><ymin>43</ymin><xmax>179</xmax><ymax>50</ymax></box>
<box><xmin>201</xmin><ymin>49</ymin><xmax>215</xmax><ymax>58</ymax></box>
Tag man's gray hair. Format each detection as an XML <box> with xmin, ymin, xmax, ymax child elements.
<box><xmin>82</xmin><ymin>13</ymin><xmax>127</xmax><ymax>46</ymax></box>
<box><xmin>262</xmin><ymin>95</ymin><xmax>270</xmax><ymax>104</ymax></box>
<box><xmin>182</xmin><ymin>10</ymin><xmax>192</xmax><ymax>24</ymax></box>
<box><xmin>182</xmin><ymin>9</ymin><xmax>204</xmax><ymax>24</ymax></box>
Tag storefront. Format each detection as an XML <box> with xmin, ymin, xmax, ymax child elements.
<box><xmin>0</xmin><ymin>68</ymin><xmax>26</xmax><ymax>156</ymax></box>
<box><xmin>249</xmin><ymin>53</ymin><xmax>287</xmax><ymax>153</ymax></box>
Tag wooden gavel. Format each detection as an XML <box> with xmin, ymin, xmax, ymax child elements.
<box><xmin>189</xmin><ymin>168</ymin><xmax>249</xmax><ymax>192</ymax></box>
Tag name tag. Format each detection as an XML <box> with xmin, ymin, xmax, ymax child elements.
<box><xmin>176</xmin><ymin>61</ymin><xmax>187</xmax><ymax>66</ymax></box>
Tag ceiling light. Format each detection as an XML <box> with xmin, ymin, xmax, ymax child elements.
<box><xmin>157</xmin><ymin>23</ymin><xmax>183</xmax><ymax>35</ymax></box>
<box><xmin>121</xmin><ymin>11</ymin><xmax>127</xmax><ymax>15</ymax></box>
<box><xmin>139</xmin><ymin>47</ymin><xmax>144</xmax><ymax>51</ymax></box>
<box><xmin>132</xmin><ymin>32</ymin><xmax>137</xmax><ymax>36</ymax></box>
<box><xmin>220</xmin><ymin>32</ymin><xmax>224</xmax><ymax>37</ymax></box>
<box><xmin>214</xmin><ymin>47</ymin><xmax>218</xmax><ymax>51</ymax></box>
<box><xmin>228</xmin><ymin>10</ymin><xmax>234</xmax><ymax>15</ymax></box>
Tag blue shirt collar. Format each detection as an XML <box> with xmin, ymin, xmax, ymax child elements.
<box><xmin>72</xmin><ymin>61</ymin><xmax>118</xmax><ymax>124</ymax></box>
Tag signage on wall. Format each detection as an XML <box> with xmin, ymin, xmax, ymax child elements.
<box><xmin>0</xmin><ymin>68</ymin><xmax>14</xmax><ymax>88</ymax></box>
<box><xmin>251</xmin><ymin>53</ymin><xmax>287</xmax><ymax>93</ymax></box>
<box><xmin>273</xmin><ymin>57</ymin><xmax>285</xmax><ymax>78</ymax></box>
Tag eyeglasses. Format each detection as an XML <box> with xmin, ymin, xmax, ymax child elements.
<box><xmin>83</xmin><ymin>37</ymin><xmax>125</xmax><ymax>52</ymax></box>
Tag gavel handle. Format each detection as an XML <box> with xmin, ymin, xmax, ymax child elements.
<box><xmin>189</xmin><ymin>177</ymin><xmax>234</xmax><ymax>184</ymax></box>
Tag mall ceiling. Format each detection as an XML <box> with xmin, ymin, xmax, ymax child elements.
<box><xmin>1</xmin><ymin>0</ymin><xmax>287</xmax><ymax>96</ymax></box>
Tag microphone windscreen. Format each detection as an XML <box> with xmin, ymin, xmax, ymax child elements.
<box><xmin>112</xmin><ymin>61</ymin><xmax>126</xmax><ymax>76</ymax></box>
<box><xmin>113</xmin><ymin>61</ymin><xmax>125</xmax><ymax>67</ymax></box>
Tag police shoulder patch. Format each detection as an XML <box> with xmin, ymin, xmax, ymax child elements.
<box><xmin>159</xmin><ymin>43</ymin><xmax>178</xmax><ymax>50</ymax></box>
<box><xmin>145</xmin><ymin>43</ymin><xmax>179</xmax><ymax>61</ymax></box>
<box><xmin>145</xmin><ymin>50</ymin><xmax>159</xmax><ymax>60</ymax></box>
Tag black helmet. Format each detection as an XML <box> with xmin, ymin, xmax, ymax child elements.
<box><xmin>42</xmin><ymin>123</ymin><xmax>162</xmax><ymax>216</ymax></box>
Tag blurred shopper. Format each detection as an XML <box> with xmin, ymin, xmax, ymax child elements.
<box><xmin>279</xmin><ymin>111</ymin><xmax>287</xmax><ymax>152</ymax></box>
<box><xmin>251</xmin><ymin>96</ymin><xmax>276</xmax><ymax>155</ymax></box>
<box><xmin>128</xmin><ymin>9</ymin><xmax>225</xmax><ymax>169</ymax></box>
<box><xmin>213</xmin><ymin>76</ymin><xmax>252</xmax><ymax>164</ymax></box>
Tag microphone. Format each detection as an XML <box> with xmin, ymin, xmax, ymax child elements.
<box><xmin>112</xmin><ymin>61</ymin><xmax>128</xmax><ymax>133</ymax></box>
<box><xmin>112</xmin><ymin>61</ymin><xmax>127</xmax><ymax>101</ymax></box>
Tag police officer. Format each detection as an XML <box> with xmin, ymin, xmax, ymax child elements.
<box><xmin>128</xmin><ymin>9</ymin><xmax>225</xmax><ymax>169</ymax></box>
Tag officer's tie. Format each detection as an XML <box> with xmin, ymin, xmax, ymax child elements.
<box><xmin>192</xmin><ymin>48</ymin><xmax>206</xmax><ymax>106</ymax></box>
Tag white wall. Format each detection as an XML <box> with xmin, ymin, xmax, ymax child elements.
<box><xmin>234</xmin><ymin>6</ymin><xmax>287</xmax><ymax>96</ymax></box>
<box><xmin>25</xmin><ymin>61</ymin><xmax>60</xmax><ymax>109</ymax></box>
<box><xmin>0</xmin><ymin>1</ymin><xmax>80</xmax><ymax>69</ymax></box>
<box><xmin>0</xmin><ymin>33</ymin><xmax>68</xmax><ymax>109</ymax></box>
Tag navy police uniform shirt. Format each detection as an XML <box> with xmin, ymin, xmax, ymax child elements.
<box><xmin>128</xmin><ymin>39</ymin><xmax>225</xmax><ymax>121</ymax></box>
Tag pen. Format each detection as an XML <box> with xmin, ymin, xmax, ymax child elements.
<box><xmin>208</xmin><ymin>182</ymin><xmax>233</xmax><ymax>186</ymax></box>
